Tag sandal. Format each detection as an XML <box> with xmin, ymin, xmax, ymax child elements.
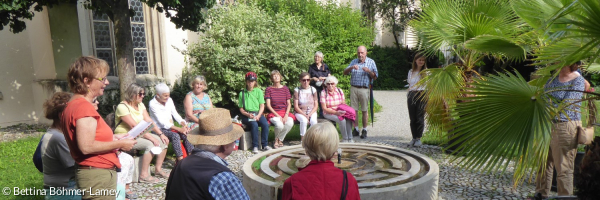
<box><xmin>155</xmin><ymin>170</ymin><xmax>170</xmax><ymax>179</ymax></box>
<box><xmin>139</xmin><ymin>175</ymin><xmax>159</xmax><ymax>183</ymax></box>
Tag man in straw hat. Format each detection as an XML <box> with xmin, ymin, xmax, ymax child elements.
<box><xmin>165</xmin><ymin>108</ymin><xmax>249</xmax><ymax>200</ymax></box>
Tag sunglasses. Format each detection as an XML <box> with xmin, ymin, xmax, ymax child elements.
<box><xmin>138</xmin><ymin>92</ymin><xmax>146</xmax><ymax>97</ymax></box>
<box><xmin>301</xmin><ymin>79</ymin><xmax>310</xmax><ymax>82</ymax></box>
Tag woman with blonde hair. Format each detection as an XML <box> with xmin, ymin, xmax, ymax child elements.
<box><xmin>184</xmin><ymin>75</ymin><xmax>213</xmax><ymax>130</ymax></box>
<box><xmin>407</xmin><ymin>53</ymin><xmax>428</xmax><ymax>147</ymax></box>
<box><xmin>114</xmin><ymin>83</ymin><xmax>169</xmax><ymax>183</ymax></box>
<box><xmin>282</xmin><ymin>123</ymin><xmax>360</xmax><ymax>200</ymax></box>
<box><xmin>61</xmin><ymin>56</ymin><xmax>136</xmax><ymax>200</ymax></box>
<box><xmin>265</xmin><ymin>70</ymin><xmax>294</xmax><ymax>149</ymax></box>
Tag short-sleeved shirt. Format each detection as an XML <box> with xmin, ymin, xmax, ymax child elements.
<box><xmin>42</xmin><ymin>128</ymin><xmax>76</xmax><ymax>187</ymax></box>
<box><xmin>238</xmin><ymin>88</ymin><xmax>265</xmax><ymax>112</ymax></box>
<box><xmin>308</xmin><ymin>63</ymin><xmax>331</xmax><ymax>88</ymax></box>
<box><xmin>545</xmin><ymin>75</ymin><xmax>585</xmax><ymax>121</ymax></box>
<box><xmin>60</xmin><ymin>97</ymin><xmax>120</xmax><ymax>169</ymax></box>
<box><xmin>295</xmin><ymin>86</ymin><xmax>317</xmax><ymax>114</ymax></box>
<box><xmin>320</xmin><ymin>88</ymin><xmax>345</xmax><ymax>110</ymax></box>
<box><xmin>265</xmin><ymin>86</ymin><xmax>292</xmax><ymax>113</ymax></box>
<box><xmin>114</xmin><ymin>102</ymin><xmax>146</xmax><ymax>134</ymax></box>
<box><xmin>346</xmin><ymin>57</ymin><xmax>378</xmax><ymax>87</ymax></box>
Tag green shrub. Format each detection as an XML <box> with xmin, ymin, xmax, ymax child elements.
<box><xmin>184</xmin><ymin>4</ymin><xmax>318</xmax><ymax>106</ymax></box>
<box><xmin>368</xmin><ymin>46</ymin><xmax>412</xmax><ymax>90</ymax></box>
<box><xmin>247</xmin><ymin>0</ymin><xmax>376</xmax><ymax>94</ymax></box>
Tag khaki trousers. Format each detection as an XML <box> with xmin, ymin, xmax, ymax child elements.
<box><xmin>77</xmin><ymin>168</ymin><xmax>118</xmax><ymax>200</ymax></box>
<box><xmin>535</xmin><ymin>121</ymin><xmax>579</xmax><ymax>196</ymax></box>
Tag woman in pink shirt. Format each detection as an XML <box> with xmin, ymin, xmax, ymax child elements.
<box><xmin>320</xmin><ymin>76</ymin><xmax>353</xmax><ymax>142</ymax></box>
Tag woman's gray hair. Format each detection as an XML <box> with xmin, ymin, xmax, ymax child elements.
<box><xmin>124</xmin><ymin>83</ymin><xmax>144</xmax><ymax>103</ymax></box>
<box><xmin>315</xmin><ymin>51</ymin><xmax>324</xmax><ymax>58</ymax></box>
<box><xmin>324</xmin><ymin>75</ymin><xmax>338</xmax><ymax>85</ymax></box>
<box><xmin>189</xmin><ymin>75</ymin><xmax>208</xmax><ymax>89</ymax></box>
<box><xmin>155</xmin><ymin>83</ymin><xmax>170</xmax><ymax>96</ymax></box>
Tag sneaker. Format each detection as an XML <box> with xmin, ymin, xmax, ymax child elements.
<box><xmin>360</xmin><ymin>129</ymin><xmax>367</xmax><ymax>139</ymax></box>
<box><xmin>349</xmin><ymin>139</ymin><xmax>355</xmax><ymax>143</ymax></box>
<box><xmin>409</xmin><ymin>139</ymin><xmax>416</xmax><ymax>146</ymax></box>
<box><xmin>252</xmin><ymin>147</ymin><xmax>260</xmax><ymax>154</ymax></box>
<box><xmin>352</xmin><ymin>129</ymin><xmax>360</xmax><ymax>137</ymax></box>
<box><xmin>263</xmin><ymin>146</ymin><xmax>273</xmax><ymax>151</ymax></box>
<box><xmin>414</xmin><ymin>139</ymin><xmax>422</xmax><ymax>147</ymax></box>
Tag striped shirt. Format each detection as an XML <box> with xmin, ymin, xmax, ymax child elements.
<box><xmin>265</xmin><ymin>86</ymin><xmax>291</xmax><ymax>113</ymax></box>
<box><xmin>346</xmin><ymin>57</ymin><xmax>378</xmax><ymax>87</ymax></box>
<box><xmin>320</xmin><ymin>88</ymin><xmax>345</xmax><ymax>110</ymax></box>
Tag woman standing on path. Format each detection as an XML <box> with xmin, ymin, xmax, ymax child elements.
<box><xmin>61</xmin><ymin>56</ymin><xmax>136</xmax><ymax>200</ymax></box>
<box><xmin>265</xmin><ymin>70</ymin><xmax>294</xmax><ymax>149</ymax></box>
<box><xmin>407</xmin><ymin>53</ymin><xmax>428</xmax><ymax>147</ymax></box>
<box><xmin>294</xmin><ymin>72</ymin><xmax>319</xmax><ymax>142</ymax></box>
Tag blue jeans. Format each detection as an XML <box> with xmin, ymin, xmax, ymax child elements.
<box><xmin>242</xmin><ymin>115</ymin><xmax>269</xmax><ymax>149</ymax></box>
<box><xmin>45</xmin><ymin>179</ymin><xmax>81</xmax><ymax>200</ymax></box>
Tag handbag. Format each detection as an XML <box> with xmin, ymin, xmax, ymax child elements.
<box><xmin>578</xmin><ymin>98</ymin><xmax>596</xmax><ymax>145</ymax></box>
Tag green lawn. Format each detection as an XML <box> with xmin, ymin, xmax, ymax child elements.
<box><xmin>0</xmin><ymin>136</ymin><xmax>44</xmax><ymax>200</ymax></box>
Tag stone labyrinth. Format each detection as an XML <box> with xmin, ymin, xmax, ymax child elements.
<box><xmin>242</xmin><ymin>143</ymin><xmax>439</xmax><ymax>200</ymax></box>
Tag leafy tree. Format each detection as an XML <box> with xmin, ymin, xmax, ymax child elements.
<box><xmin>375</xmin><ymin>0</ymin><xmax>420</xmax><ymax>50</ymax></box>
<box><xmin>247</xmin><ymin>0</ymin><xmax>376</xmax><ymax>93</ymax></box>
<box><xmin>0</xmin><ymin>0</ymin><xmax>215</xmax><ymax>99</ymax></box>
<box><xmin>183</xmin><ymin>4</ymin><xmax>318</xmax><ymax>106</ymax></box>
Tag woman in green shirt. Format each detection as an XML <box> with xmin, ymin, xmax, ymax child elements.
<box><xmin>238</xmin><ymin>72</ymin><xmax>271</xmax><ymax>154</ymax></box>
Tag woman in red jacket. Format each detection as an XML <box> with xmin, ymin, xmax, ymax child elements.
<box><xmin>282</xmin><ymin>123</ymin><xmax>361</xmax><ymax>200</ymax></box>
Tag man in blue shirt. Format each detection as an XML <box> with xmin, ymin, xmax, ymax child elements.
<box><xmin>343</xmin><ymin>45</ymin><xmax>378</xmax><ymax>139</ymax></box>
<box><xmin>165</xmin><ymin>108</ymin><xmax>249</xmax><ymax>200</ymax></box>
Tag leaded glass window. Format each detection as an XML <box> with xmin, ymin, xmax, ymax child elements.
<box><xmin>91</xmin><ymin>0</ymin><xmax>150</xmax><ymax>75</ymax></box>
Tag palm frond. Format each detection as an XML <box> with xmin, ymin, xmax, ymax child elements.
<box><xmin>465</xmin><ymin>35</ymin><xmax>526</xmax><ymax>61</ymax></box>
<box><xmin>446</xmin><ymin>72</ymin><xmax>553</xmax><ymax>186</ymax></box>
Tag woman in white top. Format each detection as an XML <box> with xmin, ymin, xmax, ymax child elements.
<box><xmin>407</xmin><ymin>53</ymin><xmax>428</xmax><ymax>147</ymax></box>
<box><xmin>294</xmin><ymin>72</ymin><xmax>319</xmax><ymax>141</ymax></box>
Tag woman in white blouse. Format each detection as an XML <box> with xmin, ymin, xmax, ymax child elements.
<box><xmin>149</xmin><ymin>83</ymin><xmax>191</xmax><ymax>162</ymax></box>
<box><xmin>407</xmin><ymin>53</ymin><xmax>428</xmax><ymax>147</ymax></box>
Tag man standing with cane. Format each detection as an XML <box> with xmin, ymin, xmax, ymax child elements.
<box><xmin>343</xmin><ymin>46</ymin><xmax>378</xmax><ymax>139</ymax></box>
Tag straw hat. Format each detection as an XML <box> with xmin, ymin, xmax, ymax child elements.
<box><xmin>187</xmin><ymin>108</ymin><xmax>244</xmax><ymax>146</ymax></box>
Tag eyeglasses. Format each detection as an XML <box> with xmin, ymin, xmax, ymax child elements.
<box><xmin>92</xmin><ymin>98</ymin><xmax>98</xmax><ymax>104</ymax></box>
<box><xmin>95</xmin><ymin>77</ymin><xmax>107</xmax><ymax>82</ymax></box>
<box><xmin>138</xmin><ymin>92</ymin><xmax>145</xmax><ymax>97</ymax></box>
<box><xmin>301</xmin><ymin>79</ymin><xmax>310</xmax><ymax>82</ymax></box>
<box><xmin>327</xmin><ymin>83</ymin><xmax>335</xmax><ymax>85</ymax></box>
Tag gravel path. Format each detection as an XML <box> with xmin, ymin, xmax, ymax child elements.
<box><xmin>130</xmin><ymin>90</ymin><xmax>549</xmax><ymax>200</ymax></box>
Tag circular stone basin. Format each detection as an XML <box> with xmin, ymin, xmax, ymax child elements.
<box><xmin>242</xmin><ymin>143</ymin><xmax>439</xmax><ymax>200</ymax></box>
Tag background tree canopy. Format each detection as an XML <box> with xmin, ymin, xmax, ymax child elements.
<box><xmin>184</xmin><ymin>4</ymin><xmax>318</xmax><ymax>106</ymax></box>
<box><xmin>248</xmin><ymin>0</ymin><xmax>376</xmax><ymax>93</ymax></box>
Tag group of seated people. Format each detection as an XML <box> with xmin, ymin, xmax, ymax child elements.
<box><xmin>38</xmin><ymin>54</ymin><xmax>357</xmax><ymax>199</ymax></box>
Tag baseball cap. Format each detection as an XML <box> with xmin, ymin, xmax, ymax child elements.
<box><xmin>245</xmin><ymin>72</ymin><xmax>257</xmax><ymax>81</ymax></box>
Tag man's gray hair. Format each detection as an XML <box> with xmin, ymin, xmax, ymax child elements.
<box><xmin>155</xmin><ymin>83</ymin><xmax>170</xmax><ymax>96</ymax></box>
<box><xmin>315</xmin><ymin>51</ymin><xmax>324</xmax><ymax>58</ymax></box>
<box><xmin>194</xmin><ymin>144</ymin><xmax>221</xmax><ymax>153</ymax></box>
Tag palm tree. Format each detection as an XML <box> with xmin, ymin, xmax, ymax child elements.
<box><xmin>410</xmin><ymin>0</ymin><xmax>600</xmax><ymax>186</ymax></box>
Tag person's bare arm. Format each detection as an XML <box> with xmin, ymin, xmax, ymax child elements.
<box><xmin>76</xmin><ymin>117</ymin><xmax>136</xmax><ymax>154</ymax></box>
<box><xmin>293</xmin><ymin>91</ymin><xmax>303</xmax><ymax>114</ymax></box>
<box><xmin>256</xmin><ymin>104</ymin><xmax>265</xmax><ymax>121</ymax></box>
<box><xmin>283</xmin><ymin>99</ymin><xmax>292</xmax><ymax>124</ymax></box>
<box><xmin>184</xmin><ymin>94</ymin><xmax>199</xmax><ymax>123</ymax></box>
<box><xmin>265</xmin><ymin>99</ymin><xmax>280</xmax><ymax>118</ymax></box>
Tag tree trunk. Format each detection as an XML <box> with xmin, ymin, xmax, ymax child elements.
<box><xmin>113</xmin><ymin>0</ymin><xmax>135</xmax><ymax>100</ymax></box>
<box><xmin>392</xmin><ymin>31</ymin><xmax>401</xmax><ymax>50</ymax></box>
